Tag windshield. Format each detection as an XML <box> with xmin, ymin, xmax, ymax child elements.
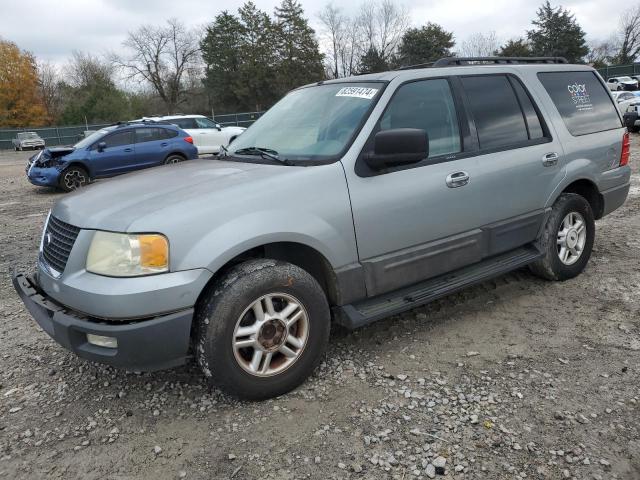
<box><xmin>18</xmin><ymin>132</ymin><xmax>39</xmax><ymax>140</ymax></box>
<box><xmin>619</xmin><ymin>77</ymin><xmax>633</xmax><ymax>81</ymax></box>
<box><xmin>229</xmin><ymin>82</ymin><xmax>384</xmax><ymax>161</ymax></box>
<box><xmin>74</xmin><ymin>127</ymin><xmax>116</xmax><ymax>149</ymax></box>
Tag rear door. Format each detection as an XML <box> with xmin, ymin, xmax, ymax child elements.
<box><xmin>134</xmin><ymin>127</ymin><xmax>172</xmax><ymax>167</ymax></box>
<box><xmin>88</xmin><ymin>130</ymin><xmax>135</xmax><ymax>176</ymax></box>
<box><xmin>194</xmin><ymin>117</ymin><xmax>225</xmax><ymax>153</ymax></box>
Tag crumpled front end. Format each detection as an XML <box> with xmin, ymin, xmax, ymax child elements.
<box><xmin>26</xmin><ymin>148</ymin><xmax>74</xmax><ymax>187</ymax></box>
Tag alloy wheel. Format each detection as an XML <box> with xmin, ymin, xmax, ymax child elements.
<box><xmin>557</xmin><ymin>211</ymin><xmax>587</xmax><ymax>265</ymax></box>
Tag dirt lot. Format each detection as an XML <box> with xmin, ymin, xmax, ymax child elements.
<box><xmin>0</xmin><ymin>142</ymin><xmax>639</xmax><ymax>480</ymax></box>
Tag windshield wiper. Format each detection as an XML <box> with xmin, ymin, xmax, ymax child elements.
<box><xmin>233</xmin><ymin>147</ymin><xmax>290</xmax><ymax>165</ymax></box>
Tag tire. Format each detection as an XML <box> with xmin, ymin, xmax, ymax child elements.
<box><xmin>164</xmin><ymin>154</ymin><xmax>184</xmax><ymax>165</ymax></box>
<box><xmin>529</xmin><ymin>193</ymin><xmax>595</xmax><ymax>281</ymax></box>
<box><xmin>59</xmin><ymin>166</ymin><xmax>90</xmax><ymax>192</ymax></box>
<box><xmin>195</xmin><ymin>259</ymin><xmax>331</xmax><ymax>400</ymax></box>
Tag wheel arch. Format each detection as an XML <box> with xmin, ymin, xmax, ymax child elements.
<box><xmin>556</xmin><ymin>178</ymin><xmax>604</xmax><ymax>219</ymax></box>
<box><xmin>61</xmin><ymin>161</ymin><xmax>92</xmax><ymax>179</ymax></box>
<box><xmin>195</xmin><ymin>241</ymin><xmax>342</xmax><ymax>310</ymax></box>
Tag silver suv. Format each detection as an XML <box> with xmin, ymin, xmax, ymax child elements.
<box><xmin>13</xmin><ymin>57</ymin><xmax>631</xmax><ymax>400</ymax></box>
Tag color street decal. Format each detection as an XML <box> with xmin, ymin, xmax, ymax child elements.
<box><xmin>335</xmin><ymin>87</ymin><xmax>379</xmax><ymax>100</ymax></box>
<box><xmin>567</xmin><ymin>83</ymin><xmax>593</xmax><ymax>112</ymax></box>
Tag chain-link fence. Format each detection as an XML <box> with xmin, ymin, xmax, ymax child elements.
<box><xmin>0</xmin><ymin>111</ymin><xmax>265</xmax><ymax>150</ymax></box>
<box><xmin>597</xmin><ymin>64</ymin><xmax>640</xmax><ymax>80</ymax></box>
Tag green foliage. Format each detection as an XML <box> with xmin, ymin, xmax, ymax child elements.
<box><xmin>358</xmin><ymin>47</ymin><xmax>389</xmax><ymax>74</ymax></box>
<box><xmin>527</xmin><ymin>1</ymin><xmax>588</xmax><ymax>62</ymax></box>
<box><xmin>201</xmin><ymin>0</ymin><xmax>325</xmax><ymax>114</ymax></box>
<box><xmin>496</xmin><ymin>38</ymin><xmax>532</xmax><ymax>57</ymax></box>
<box><xmin>396</xmin><ymin>23</ymin><xmax>455</xmax><ymax>67</ymax></box>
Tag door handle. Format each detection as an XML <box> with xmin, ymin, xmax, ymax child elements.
<box><xmin>446</xmin><ymin>171</ymin><xmax>470</xmax><ymax>188</ymax></box>
<box><xmin>542</xmin><ymin>152</ymin><xmax>559</xmax><ymax>167</ymax></box>
<box><xmin>160</xmin><ymin>142</ymin><xmax>168</xmax><ymax>147</ymax></box>
<box><xmin>123</xmin><ymin>148</ymin><xmax>133</xmax><ymax>152</ymax></box>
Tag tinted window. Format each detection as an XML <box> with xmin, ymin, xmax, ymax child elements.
<box><xmin>161</xmin><ymin>128</ymin><xmax>178</xmax><ymax>139</ymax></box>
<box><xmin>379</xmin><ymin>79</ymin><xmax>461</xmax><ymax>158</ymax></box>
<box><xmin>195</xmin><ymin>117</ymin><xmax>218</xmax><ymax>128</ymax></box>
<box><xmin>171</xmin><ymin>118</ymin><xmax>197</xmax><ymax>129</ymax></box>
<box><xmin>100</xmin><ymin>131</ymin><xmax>133</xmax><ymax>148</ymax></box>
<box><xmin>135</xmin><ymin>127</ymin><xmax>165</xmax><ymax>143</ymax></box>
<box><xmin>509</xmin><ymin>77</ymin><xmax>545</xmax><ymax>140</ymax></box>
<box><xmin>538</xmin><ymin>71</ymin><xmax>622</xmax><ymax>136</ymax></box>
<box><xmin>461</xmin><ymin>75</ymin><xmax>528</xmax><ymax>150</ymax></box>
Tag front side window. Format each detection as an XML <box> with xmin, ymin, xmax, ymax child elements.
<box><xmin>461</xmin><ymin>75</ymin><xmax>529</xmax><ymax>150</ymax></box>
<box><xmin>378</xmin><ymin>79</ymin><xmax>461</xmax><ymax>158</ymax></box>
<box><xmin>171</xmin><ymin>118</ymin><xmax>197</xmax><ymax>129</ymax></box>
<box><xmin>229</xmin><ymin>82</ymin><xmax>384</xmax><ymax>161</ymax></box>
<box><xmin>538</xmin><ymin>71</ymin><xmax>622</xmax><ymax>136</ymax></box>
<box><xmin>100</xmin><ymin>130</ymin><xmax>134</xmax><ymax>149</ymax></box>
<box><xmin>195</xmin><ymin>117</ymin><xmax>218</xmax><ymax>129</ymax></box>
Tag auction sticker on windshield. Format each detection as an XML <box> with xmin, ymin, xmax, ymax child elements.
<box><xmin>336</xmin><ymin>87</ymin><xmax>379</xmax><ymax>100</ymax></box>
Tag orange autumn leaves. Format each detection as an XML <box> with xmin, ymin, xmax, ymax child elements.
<box><xmin>0</xmin><ymin>39</ymin><xmax>47</xmax><ymax>127</ymax></box>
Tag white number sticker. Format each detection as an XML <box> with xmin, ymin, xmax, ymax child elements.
<box><xmin>335</xmin><ymin>87</ymin><xmax>379</xmax><ymax>100</ymax></box>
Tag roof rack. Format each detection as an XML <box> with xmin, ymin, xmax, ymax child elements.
<box><xmin>398</xmin><ymin>56</ymin><xmax>568</xmax><ymax>70</ymax></box>
<box><xmin>112</xmin><ymin>119</ymin><xmax>174</xmax><ymax>127</ymax></box>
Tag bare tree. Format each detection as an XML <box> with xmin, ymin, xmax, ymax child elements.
<box><xmin>37</xmin><ymin>61</ymin><xmax>64</xmax><ymax>123</ymax></box>
<box><xmin>67</xmin><ymin>51</ymin><xmax>115</xmax><ymax>88</ymax></box>
<box><xmin>459</xmin><ymin>32</ymin><xmax>500</xmax><ymax>57</ymax></box>
<box><xmin>116</xmin><ymin>19</ymin><xmax>201</xmax><ymax>112</ymax></box>
<box><xmin>586</xmin><ymin>39</ymin><xmax>617</xmax><ymax>66</ymax></box>
<box><xmin>356</xmin><ymin>0</ymin><xmax>409</xmax><ymax>63</ymax></box>
<box><xmin>616</xmin><ymin>6</ymin><xmax>640</xmax><ymax>64</ymax></box>
<box><xmin>318</xmin><ymin>4</ymin><xmax>346</xmax><ymax>78</ymax></box>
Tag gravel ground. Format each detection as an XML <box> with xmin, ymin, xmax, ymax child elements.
<box><xmin>0</xmin><ymin>141</ymin><xmax>639</xmax><ymax>480</ymax></box>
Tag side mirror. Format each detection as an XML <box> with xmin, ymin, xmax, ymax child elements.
<box><xmin>364</xmin><ymin>128</ymin><xmax>428</xmax><ymax>171</ymax></box>
<box><xmin>97</xmin><ymin>142</ymin><xmax>107</xmax><ymax>152</ymax></box>
<box><xmin>216</xmin><ymin>123</ymin><xmax>222</xmax><ymax>131</ymax></box>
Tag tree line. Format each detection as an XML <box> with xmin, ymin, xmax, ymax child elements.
<box><xmin>2</xmin><ymin>0</ymin><xmax>640</xmax><ymax>128</ymax></box>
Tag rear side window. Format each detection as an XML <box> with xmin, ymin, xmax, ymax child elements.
<box><xmin>135</xmin><ymin>128</ymin><xmax>166</xmax><ymax>143</ymax></box>
<box><xmin>509</xmin><ymin>77</ymin><xmax>545</xmax><ymax>140</ymax></box>
<box><xmin>171</xmin><ymin>118</ymin><xmax>197</xmax><ymax>129</ymax></box>
<box><xmin>161</xmin><ymin>128</ymin><xmax>178</xmax><ymax>139</ymax></box>
<box><xmin>538</xmin><ymin>71</ymin><xmax>622</xmax><ymax>136</ymax></box>
<box><xmin>461</xmin><ymin>75</ymin><xmax>530</xmax><ymax>150</ymax></box>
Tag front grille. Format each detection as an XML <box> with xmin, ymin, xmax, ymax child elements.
<box><xmin>41</xmin><ymin>215</ymin><xmax>80</xmax><ymax>274</ymax></box>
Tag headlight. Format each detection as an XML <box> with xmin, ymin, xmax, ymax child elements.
<box><xmin>86</xmin><ymin>231</ymin><xmax>169</xmax><ymax>277</ymax></box>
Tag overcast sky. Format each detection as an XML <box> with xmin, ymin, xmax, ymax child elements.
<box><xmin>0</xmin><ymin>0</ymin><xmax>621</xmax><ymax>67</ymax></box>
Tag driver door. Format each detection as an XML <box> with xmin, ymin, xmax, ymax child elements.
<box><xmin>88</xmin><ymin>130</ymin><xmax>135</xmax><ymax>177</ymax></box>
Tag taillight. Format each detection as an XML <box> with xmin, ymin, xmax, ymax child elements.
<box><xmin>620</xmin><ymin>131</ymin><xmax>630</xmax><ymax>167</ymax></box>
<box><xmin>183</xmin><ymin>136</ymin><xmax>193</xmax><ymax>144</ymax></box>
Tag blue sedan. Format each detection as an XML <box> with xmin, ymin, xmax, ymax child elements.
<box><xmin>26</xmin><ymin>122</ymin><xmax>198</xmax><ymax>191</ymax></box>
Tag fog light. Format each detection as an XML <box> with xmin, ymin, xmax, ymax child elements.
<box><xmin>87</xmin><ymin>333</ymin><xmax>118</xmax><ymax>349</ymax></box>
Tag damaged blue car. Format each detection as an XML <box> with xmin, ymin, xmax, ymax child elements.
<box><xmin>26</xmin><ymin>122</ymin><xmax>198</xmax><ymax>191</ymax></box>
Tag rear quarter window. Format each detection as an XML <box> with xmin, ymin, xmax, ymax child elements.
<box><xmin>538</xmin><ymin>71</ymin><xmax>622</xmax><ymax>136</ymax></box>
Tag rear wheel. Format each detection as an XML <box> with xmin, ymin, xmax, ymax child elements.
<box><xmin>164</xmin><ymin>154</ymin><xmax>184</xmax><ymax>165</ymax></box>
<box><xmin>59</xmin><ymin>166</ymin><xmax>89</xmax><ymax>192</ymax></box>
<box><xmin>530</xmin><ymin>193</ymin><xmax>595</xmax><ymax>281</ymax></box>
<box><xmin>195</xmin><ymin>259</ymin><xmax>331</xmax><ymax>400</ymax></box>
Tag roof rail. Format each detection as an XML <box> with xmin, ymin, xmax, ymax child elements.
<box><xmin>396</xmin><ymin>61</ymin><xmax>436</xmax><ymax>70</ymax></box>
<box><xmin>432</xmin><ymin>56</ymin><xmax>569</xmax><ymax>67</ymax></box>
<box><xmin>111</xmin><ymin>119</ymin><xmax>174</xmax><ymax>127</ymax></box>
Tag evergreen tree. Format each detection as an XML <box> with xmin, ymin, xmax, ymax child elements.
<box><xmin>395</xmin><ymin>23</ymin><xmax>455</xmax><ymax>67</ymax></box>
<box><xmin>527</xmin><ymin>1</ymin><xmax>588</xmax><ymax>62</ymax></box>
<box><xmin>496</xmin><ymin>38</ymin><xmax>532</xmax><ymax>57</ymax></box>
<box><xmin>273</xmin><ymin>0</ymin><xmax>325</xmax><ymax>95</ymax></box>
<box><xmin>201</xmin><ymin>12</ymin><xmax>245</xmax><ymax>114</ymax></box>
<box><xmin>358</xmin><ymin>47</ymin><xmax>389</xmax><ymax>74</ymax></box>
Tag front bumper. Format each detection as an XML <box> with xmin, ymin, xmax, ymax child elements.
<box><xmin>12</xmin><ymin>273</ymin><xmax>193</xmax><ymax>371</ymax></box>
<box><xmin>26</xmin><ymin>165</ymin><xmax>61</xmax><ymax>187</ymax></box>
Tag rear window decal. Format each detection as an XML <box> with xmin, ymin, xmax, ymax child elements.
<box><xmin>567</xmin><ymin>83</ymin><xmax>593</xmax><ymax>112</ymax></box>
<box><xmin>336</xmin><ymin>87</ymin><xmax>379</xmax><ymax>100</ymax></box>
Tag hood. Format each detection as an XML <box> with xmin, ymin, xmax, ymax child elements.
<box><xmin>52</xmin><ymin>159</ymin><xmax>303</xmax><ymax>231</ymax></box>
<box><xmin>33</xmin><ymin>147</ymin><xmax>75</xmax><ymax>165</ymax></box>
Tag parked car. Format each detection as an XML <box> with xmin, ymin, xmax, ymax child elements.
<box><xmin>13</xmin><ymin>57</ymin><xmax>630</xmax><ymax>400</ymax></box>
<box><xmin>606</xmin><ymin>76</ymin><xmax>638</xmax><ymax>91</ymax></box>
<box><xmin>25</xmin><ymin>122</ymin><xmax>197</xmax><ymax>191</ymax></box>
<box><xmin>610</xmin><ymin>91</ymin><xmax>639</xmax><ymax>113</ymax></box>
<box><xmin>13</xmin><ymin>132</ymin><xmax>45</xmax><ymax>151</ymax></box>
<box><xmin>139</xmin><ymin>114</ymin><xmax>245</xmax><ymax>155</ymax></box>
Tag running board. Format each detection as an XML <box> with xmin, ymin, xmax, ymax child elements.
<box><xmin>334</xmin><ymin>246</ymin><xmax>542</xmax><ymax>329</ymax></box>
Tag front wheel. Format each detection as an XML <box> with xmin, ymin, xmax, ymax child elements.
<box><xmin>195</xmin><ymin>259</ymin><xmax>331</xmax><ymax>400</ymax></box>
<box><xmin>530</xmin><ymin>193</ymin><xmax>595</xmax><ymax>281</ymax></box>
<box><xmin>59</xmin><ymin>166</ymin><xmax>89</xmax><ymax>192</ymax></box>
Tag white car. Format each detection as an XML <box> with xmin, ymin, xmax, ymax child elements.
<box><xmin>606</xmin><ymin>76</ymin><xmax>638</xmax><ymax>91</ymax></box>
<box><xmin>611</xmin><ymin>91</ymin><xmax>639</xmax><ymax>113</ymax></box>
<box><xmin>140</xmin><ymin>115</ymin><xmax>246</xmax><ymax>155</ymax></box>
